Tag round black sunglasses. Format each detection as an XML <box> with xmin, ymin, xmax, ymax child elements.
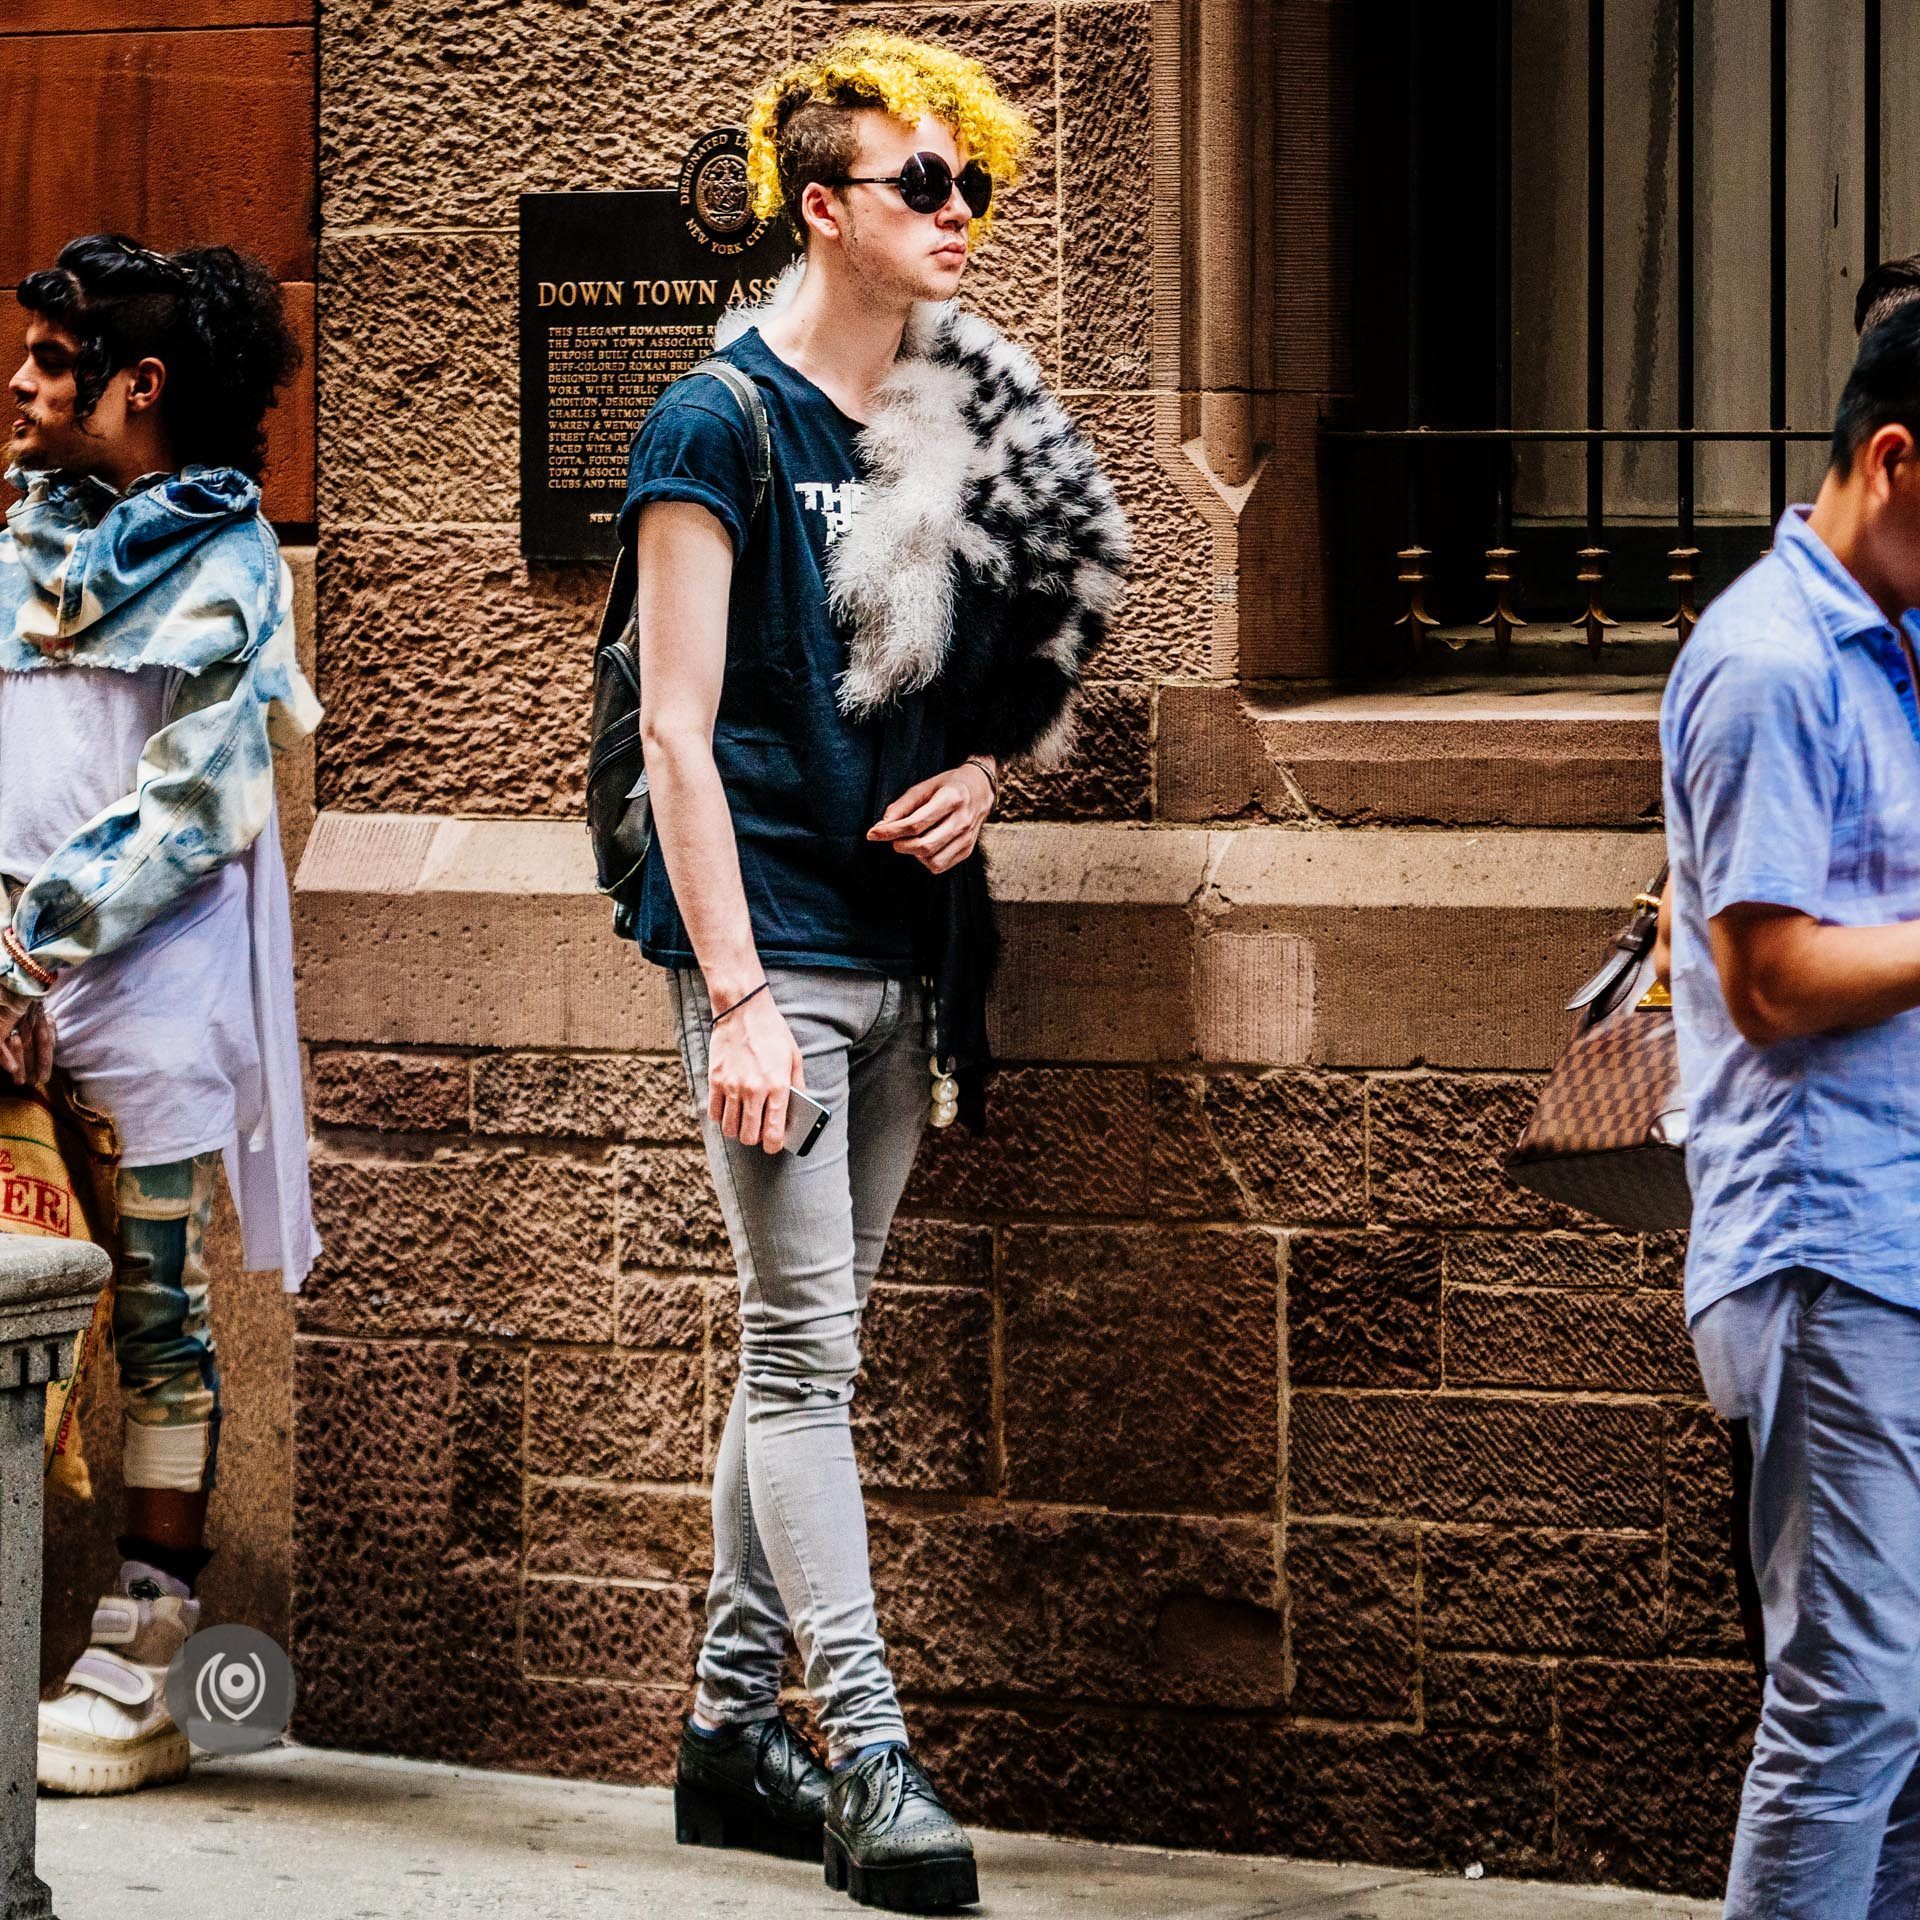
<box><xmin>829</xmin><ymin>151</ymin><xmax>993</xmax><ymax>219</ymax></box>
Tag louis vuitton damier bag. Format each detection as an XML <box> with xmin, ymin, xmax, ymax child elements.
<box><xmin>1505</xmin><ymin>866</ymin><xmax>1692</xmax><ymax>1231</ymax></box>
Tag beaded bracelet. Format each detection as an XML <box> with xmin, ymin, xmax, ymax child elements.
<box><xmin>3</xmin><ymin>927</ymin><xmax>53</xmax><ymax>990</ymax></box>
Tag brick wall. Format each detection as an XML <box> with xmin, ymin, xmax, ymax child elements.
<box><xmin>296</xmin><ymin>0</ymin><xmax>1746</xmax><ymax>1900</ymax></box>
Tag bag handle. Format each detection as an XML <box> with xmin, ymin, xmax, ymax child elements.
<box><xmin>594</xmin><ymin>358</ymin><xmax>774</xmax><ymax>652</ymax></box>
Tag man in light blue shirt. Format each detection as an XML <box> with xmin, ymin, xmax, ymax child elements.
<box><xmin>1663</xmin><ymin>304</ymin><xmax>1920</xmax><ymax>1917</ymax></box>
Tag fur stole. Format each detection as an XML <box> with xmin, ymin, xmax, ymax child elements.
<box><xmin>715</xmin><ymin>260</ymin><xmax>1131</xmax><ymax>767</ymax></box>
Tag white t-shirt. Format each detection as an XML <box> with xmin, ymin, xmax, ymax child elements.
<box><xmin>0</xmin><ymin>664</ymin><xmax>260</xmax><ymax>1168</ymax></box>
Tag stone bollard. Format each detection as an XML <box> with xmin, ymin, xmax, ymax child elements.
<box><xmin>0</xmin><ymin>1237</ymin><xmax>111</xmax><ymax>1920</ymax></box>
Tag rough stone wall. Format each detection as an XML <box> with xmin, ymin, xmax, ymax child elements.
<box><xmin>294</xmin><ymin>1045</ymin><xmax>1749</xmax><ymax>1892</ymax></box>
<box><xmin>301</xmin><ymin>0</ymin><xmax>1748</xmax><ymax>1901</ymax></box>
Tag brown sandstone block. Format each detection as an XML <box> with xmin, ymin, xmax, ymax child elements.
<box><xmin>447</xmin><ymin>1344</ymin><xmax>526</xmax><ymax>1566</ymax></box>
<box><xmin>1289</xmin><ymin>1392</ymin><xmax>1663</xmax><ymax>1529</ymax></box>
<box><xmin>1664</xmin><ymin>1402</ymin><xmax>1749</xmax><ymax>1661</ymax></box>
<box><xmin>1557</xmin><ymin>1660</ymin><xmax>1752</xmax><ymax>1896</ymax></box>
<box><xmin>1643</xmin><ymin>1230</ymin><xmax>1690</xmax><ymax>1287</ymax></box>
<box><xmin>905</xmin><ymin>1703</ymin><xmax>1260</xmax><ymax>1853</ymax></box>
<box><xmin>855</xmin><ymin>1287</ymin><xmax>993</xmax><ymax>1495</ymax></box>
<box><xmin>1193</xmin><ymin>931</ymin><xmax>1316</xmax><ymax>1066</ymax></box>
<box><xmin>289</xmin><ymin>1631</ymin><xmax>431</xmax><ymax>1757</ymax></box>
<box><xmin>1423</xmin><ymin>1653</ymin><xmax>1556</xmax><ymax>1730</ymax></box>
<box><xmin>299</xmin><ymin>1155</ymin><xmax>615</xmax><ymax>1342</ymax></box>
<box><xmin>1001</xmin><ymin>1224</ymin><xmax>1279</xmax><ymax>1511</ymax></box>
<box><xmin>1444</xmin><ymin>1287</ymin><xmax>1695</xmax><ymax>1393</ymax></box>
<box><xmin>526</xmin><ymin>1349</ymin><xmax>703</xmax><ymax>1483</ymax></box>
<box><xmin>875</xmin><ymin>1218</ymin><xmax>993</xmax><ymax>1290</ymax></box>
<box><xmin>0</xmin><ymin>29</ymin><xmax>315</xmax><ymax>285</ymax></box>
<box><xmin>998</xmin><ymin>681</ymin><xmax>1154</xmax><ymax>822</ymax></box>
<box><xmin>315</xmin><ymin>527</ymin><xmax>600</xmax><ymax>816</ymax></box>
<box><xmin>474</xmin><ymin>1052</ymin><xmax>696</xmax><ymax>1143</ymax></box>
<box><xmin>988</xmin><ymin>900</ymin><xmax>1197</xmax><ymax>1063</ymax></box>
<box><xmin>524</xmin><ymin>1482</ymin><xmax>712</xmax><ymax>1585</ymax></box>
<box><xmin>1069</xmin><ymin>396</ymin><xmax>1214</xmax><ymax>683</ymax></box>
<box><xmin>521</xmin><ymin>1577</ymin><xmax>704</xmax><ymax>1684</ymax></box>
<box><xmin>318</xmin><ymin>233</ymin><xmax>515</xmax><ymax>527</ymax></box>
<box><xmin>1423</xmin><ymin>1527</ymin><xmax>1664</xmax><ymax>1655</ymax></box>
<box><xmin>615</xmin><ymin>1146</ymin><xmax>733</xmax><ymax>1272</ymax></box>
<box><xmin>1445</xmin><ymin>1231</ymin><xmax>1641</xmax><ymax>1289</ymax></box>
<box><xmin>310</xmin><ymin>1049</ymin><xmax>469</xmax><ymax>1132</ymax></box>
<box><xmin>1155</xmin><ymin>684</ymin><xmax>1302</xmax><ymax>825</ymax></box>
<box><xmin>323</xmin><ymin>0</ymin><xmax>788</xmax><ymax>229</ymax></box>
<box><xmin>291</xmin><ymin>1337</ymin><xmax>457</xmax><ymax>1649</ymax></box>
<box><xmin>1368</xmin><ymin>1074</ymin><xmax>1577</xmax><ymax>1227</ymax></box>
<box><xmin>953</xmin><ymin>216</ymin><xmax>1058</xmax><ymax>371</ymax></box>
<box><xmin>871</xmin><ymin>1504</ymin><xmax>1279</xmax><ymax>1709</ymax></box>
<box><xmin>904</xmin><ymin>1067</ymin><xmax>1150</xmax><ymax>1217</ymax></box>
<box><xmin>1287</xmin><ymin>1233</ymin><xmax>1441</xmax><ymax>1388</ymax></box>
<box><xmin>1285</xmin><ymin>1522</ymin><xmax>1417</xmax><ymax>1718</ymax></box>
<box><xmin>512</xmin><ymin>1679</ymin><xmax>684</xmax><ymax>1785</ymax></box>
<box><xmin>266</xmin><ymin>281</ymin><xmax>316</xmax><ymax>527</ymax></box>
<box><xmin>613</xmin><ymin>1273</ymin><xmax>708</xmax><ymax>1351</ymax></box>
<box><xmin>1060</xmin><ymin>4</ymin><xmax>1153</xmax><ymax>391</ymax></box>
<box><xmin>1145</xmin><ymin>1075</ymin><xmax>1249</xmax><ymax>1218</ymax></box>
<box><xmin>1206</xmin><ymin>1073</ymin><xmax>1367</xmax><ymax>1221</ymax></box>
<box><xmin>1253</xmin><ymin>1724</ymin><xmax>1557</xmax><ymax>1877</ymax></box>
<box><xmin>11</xmin><ymin>0</ymin><xmax>311</xmax><ymax>24</ymax></box>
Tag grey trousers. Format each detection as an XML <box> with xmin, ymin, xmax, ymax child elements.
<box><xmin>668</xmin><ymin>965</ymin><xmax>928</xmax><ymax>1761</ymax></box>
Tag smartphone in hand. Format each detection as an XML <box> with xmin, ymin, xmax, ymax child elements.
<box><xmin>782</xmin><ymin>1087</ymin><xmax>833</xmax><ymax>1158</ymax></box>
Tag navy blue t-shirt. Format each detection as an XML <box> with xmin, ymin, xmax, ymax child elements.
<box><xmin>619</xmin><ymin>328</ymin><xmax>943</xmax><ymax>974</ymax></box>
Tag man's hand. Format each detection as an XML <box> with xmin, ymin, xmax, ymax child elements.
<box><xmin>868</xmin><ymin>761</ymin><xmax>994</xmax><ymax>874</ymax></box>
<box><xmin>1654</xmin><ymin>877</ymin><xmax>1673</xmax><ymax>988</ymax></box>
<box><xmin>707</xmin><ymin>988</ymin><xmax>806</xmax><ymax>1154</ymax></box>
<box><xmin>0</xmin><ymin>1002</ymin><xmax>53</xmax><ymax>1089</ymax></box>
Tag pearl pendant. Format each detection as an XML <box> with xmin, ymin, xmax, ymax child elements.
<box><xmin>929</xmin><ymin>1056</ymin><xmax>960</xmax><ymax>1129</ymax></box>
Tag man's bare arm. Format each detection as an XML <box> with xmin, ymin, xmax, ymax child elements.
<box><xmin>634</xmin><ymin>500</ymin><xmax>803</xmax><ymax>1152</ymax></box>
<box><xmin>1710</xmin><ymin>902</ymin><xmax>1920</xmax><ymax>1046</ymax></box>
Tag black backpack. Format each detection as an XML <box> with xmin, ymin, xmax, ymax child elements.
<box><xmin>586</xmin><ymin>358</ymin><xmax>771</xmax><ymax>936</ymax></box>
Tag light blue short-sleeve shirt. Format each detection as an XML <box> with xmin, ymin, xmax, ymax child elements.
<box><xmin>1662</xmin><ymin>507</ymin><xmax>1920</xmax><ymax>1324</ymax></box>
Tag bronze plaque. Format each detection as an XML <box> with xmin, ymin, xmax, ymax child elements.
<box><xmin>518</xmin><ymin>130</ymin><xmax>794</xmax><ymax>560</ymax></box>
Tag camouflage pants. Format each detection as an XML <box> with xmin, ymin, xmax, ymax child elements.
<box><xmin>111</xmin><ymin>1153</ymin><xmax>222</xmax><ymax>1494</ymax></box>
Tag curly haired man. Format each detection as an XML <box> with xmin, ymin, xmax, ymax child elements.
<box><xmin>623</xmin><ymin>30</ymin><xmax>1127</xmax><ymax>1914</ymax></box>
<box><xmin>0</xmin><ymin>235</ymin><xmax>321</xmax><ymax>1796</ymax></box>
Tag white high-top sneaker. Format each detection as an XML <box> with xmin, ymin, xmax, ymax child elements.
<box><xmin>37</xmin><ymin>1560</ymin><xmax>200</xmax><ymax>1794</ymax></box>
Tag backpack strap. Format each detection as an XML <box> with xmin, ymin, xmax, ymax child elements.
<box><xmin>595</xmin><ymin>356</ymin><xmax>772</xmax><ymax>651</ymax></box>
<box><xmin>687</xmin><ymin>356</ymin><xmax>772</xmax><ymax>523</ymax></box>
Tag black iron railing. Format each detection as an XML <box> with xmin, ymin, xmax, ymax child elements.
<box><xmin>1323</xmin><ymin>0</ymin><xmax>1883</xmax><ymax>679</ymax></box>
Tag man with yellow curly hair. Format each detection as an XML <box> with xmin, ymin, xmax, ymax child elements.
<box><xmin>620</xmin><ymin>31</ymin><xmax>1128</xmax><ymax>1913</ymax></box>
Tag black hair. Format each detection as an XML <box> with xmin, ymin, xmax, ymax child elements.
<box><xmin>1830</xmin><ymin>302</ymin><xmax>1920</xmax><ymax>476</ymax></box>
<box><xmin>1856</xmin><ymin>253</ymin><xmax>1920</xmax><ymax>338</ymax></box>
<box><xmin>15</xmin><ymin>233</ymin><xmax>301</xmax><ymax>480</ymax></box>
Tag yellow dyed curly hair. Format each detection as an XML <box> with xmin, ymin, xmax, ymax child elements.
<box><xmin>746</xmin><ymin>29</ymin><xmax>1035</xmax><ymax>243</ymax></box>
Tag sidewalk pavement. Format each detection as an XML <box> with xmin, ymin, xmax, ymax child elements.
<box><xmin>37</xmin><ymin>1743</ymin><xmax>1719</xmax><ymax>1919</ymax></box>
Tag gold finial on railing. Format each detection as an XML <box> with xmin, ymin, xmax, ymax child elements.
<box><xmin>1573</xmin><ymin>546</ymin><xmax>1617</xmax><ymax>659</ymax></box>
<box><xmin>1477</xmin><ymin>546</ymin><xmax>1526</xmax><ymax>660</ymax></box>
<box><xmin>1392</xmin><ymin>545</ymin><xmax>1441</xmax><ymax>653</ymax></box>
<box><xmin>1662</xmin><ymin>545</ymin><xmax>1701</xmax><ymax>646</ymax></box>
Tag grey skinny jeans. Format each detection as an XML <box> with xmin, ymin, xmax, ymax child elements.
<box><xmin>668</xmin><ymin>964</ymin><xmax>928</xmax><ymax>1761</ymax></box>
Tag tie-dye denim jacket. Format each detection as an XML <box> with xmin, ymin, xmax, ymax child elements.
<box><xmin>0</xmin><ymin>464</ymin><xmax>322</xmax><ymax>1004</ymax></box>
